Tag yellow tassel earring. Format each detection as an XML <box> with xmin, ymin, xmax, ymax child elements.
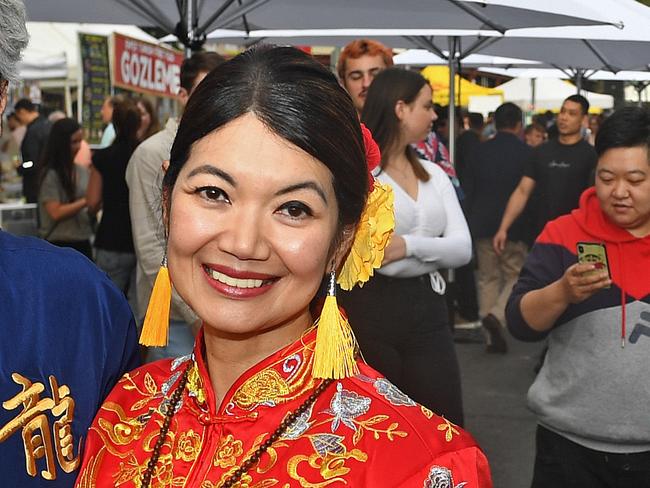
<box><xmin>312</xmin><ymin>270</ymin><xmax>359</xmax><ymax>380</ymax></box>
<box><xmin>139</xmin><ymin>255</ymin><xmax>172</xmax><ymax>347</ymax></box>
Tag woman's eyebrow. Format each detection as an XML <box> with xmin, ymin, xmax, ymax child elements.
<box><xmin>186</xmin><ymin>164</ymin><xmax>236</xmax><ymax>187</ymax></box>
<box><xmin>275</xmin><ymin>181</ymin><xmax>328</xmax><ymax>205</ymax></box>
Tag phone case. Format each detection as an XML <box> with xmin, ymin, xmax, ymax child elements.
<box><xmin>576</xmin><ymin>242</ymin><xmax>611</xmax><ymax>282</ymax></box>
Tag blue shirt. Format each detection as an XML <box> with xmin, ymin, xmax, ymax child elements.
<box><xmin>0</xmin><ymin>230</ymin><xmax>140</xmax><ymax>487</ymax></box>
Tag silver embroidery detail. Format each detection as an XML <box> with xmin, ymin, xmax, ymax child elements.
<box><xmin>281</xmin><ymin>403</ymin><xmax>314</xmax><ymax>440</ymax></box>
<box><xmin>355</xmin><ymin>374</ymin><xmax>374</xmax><ymax>383</ymax></box>
<box><xmin>161</xmin><ymin>371</ymin><xmax>181</xmax><ymax>397</ymax></box>
<box><xmin>423</xmin><ymin>466</ymin><xmax>467</xmax><ymax>488</ymax></box>
<box><xmin>374</xmin><ymin>378</ymin><xmax>417</xmax><ymax>407</ymax></box>
<box><xmin>283</xmin><ymin>353</ymin><xmax>302</xmax><ymax>381</ymax></box>
<box><xmin>326</xmin><ymin>382</ymin><xmax>371</xmax><ymax>432</ymax></box>
<box><xmin>171</xmin><ymin>354</ymin><xmax>192</xmax><ymax>371</ymax></box>
<box><xmin>310</xmin><ymin>433</ymin><xmax>346</xmax><ymax>457</ymax></box>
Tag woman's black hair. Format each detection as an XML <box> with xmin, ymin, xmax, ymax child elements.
<box><xmin>595</xmin><ymin>107</ymin><xmax>650</xmax><ymax>158</ymax></box>
<box><xmin>112</xmin><ymin>97</ymin><xmax>141</xmax><ymax>151</ymax></box>
<box><xmin>165</xmin><ymin>45</ymin><xmax>368</xmax><ymax>230</ymax></box>
<box><xmin>361</xmin><ymin>68</ymin><xmax>430</xmax><ymax>182</ymax></box>
<box><xmin>39</xmin><ymin>117</ymin><xmax>80</xmax><ymax>201</ymax></box>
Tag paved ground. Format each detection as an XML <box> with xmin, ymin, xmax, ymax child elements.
<box><xmin>455</xmin><ymin>332</ymin><xmax>545</xmax><ymax>488</ymax></box>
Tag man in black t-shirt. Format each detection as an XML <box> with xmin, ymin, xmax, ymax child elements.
<box><xmin>493</xmin><ymin>95</ymin><xmax>597</xmax><ymax>253</ymax></box>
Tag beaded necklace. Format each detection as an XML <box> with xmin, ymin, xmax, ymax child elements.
<box><xmin>140</xmin><ymin>364</ymin><xmax>333</xmax><ymax>488</ymax></box>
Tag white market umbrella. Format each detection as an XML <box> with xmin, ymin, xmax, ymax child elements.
<box><xmin>496</xmin><ymin>76</ymin><xmax>614</xmax><ymax>112</ymax></box>
<box><xmin>394</xmin><ymin>48</ymin><xmax>543</xmax><ymax>68</ymax></box>
<box><xmin>186</xmin><ymin>1</ymin><xmax>619</xmax><ymax>160</ymax></box>
<box><xmin>481</xmin><ymin>67</ymin><xmax>650</xmax><ymax>82</ymax></box>
<box><xmin>457</xmin><ymin>0</ymin><xmax>650</xmax><ymax>76</ymax></box>
<box><xmin>24</xmin><ymin>0</ymin><xmax>617</xmax><ymax>55</ymax></box>
<box><xmin>23</xmin><ymin>0</ymin><xmax>620</xmax><ymax>160</ymax></box>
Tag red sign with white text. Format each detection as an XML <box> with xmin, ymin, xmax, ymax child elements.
<box><xmin>113</xmin><ymin>33</ymin><xmax>183</xmax><ymax>98</ymax></box>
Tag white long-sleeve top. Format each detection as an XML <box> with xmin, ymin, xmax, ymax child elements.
<box><xmin>377</xmin><ymin>160</ymin><xmax>472</xmax><ymax>289</ymax></box>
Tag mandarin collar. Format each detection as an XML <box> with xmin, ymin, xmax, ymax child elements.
<box><xmin>185</xmin><ymin>327</ymin><xmax>320</xmax><ymax>422</ymax></box>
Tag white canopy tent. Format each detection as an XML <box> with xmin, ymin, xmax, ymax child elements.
<box><xmin>497</xmin><ymin>76</ymin><xmax>614</xmax><ymax>112</ymax></box>
<box><xmin>18</xmin><ymin>23</ymin><xmax>160</xmax><ymax>116</ymax></box>
<box><xmin>482</xmin><ymin>67</ymin><xmax>650</xmax><ymax>106</ymax></box>
<box><xmin>20</xmin><ymin>22</ymin><xmax>159</xmax><ymax>82</ymax></box>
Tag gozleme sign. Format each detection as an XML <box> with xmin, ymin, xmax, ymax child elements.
<box><xmin>113</xmin><ymin>33</ymin><xmax>183</xmax><ymax>98</ymax></box>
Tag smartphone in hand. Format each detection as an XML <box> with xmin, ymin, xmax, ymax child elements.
<box><xmin>576</xmin><ymin>242</ymin><xmax>611</xmax><ymax>287</ymax></box>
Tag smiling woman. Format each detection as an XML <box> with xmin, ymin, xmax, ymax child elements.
<box><xmin>75</xmin><ymin>46</ymin><xmax>492</xmax><ymax>488</ymax></box>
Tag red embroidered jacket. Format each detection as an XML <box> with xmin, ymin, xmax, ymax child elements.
<box><xmin>76</xmin><ymin>329</ymin><xmax>492</xmax><ymax>487</ymax></box>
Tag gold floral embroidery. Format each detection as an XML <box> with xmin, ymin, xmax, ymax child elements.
<box><xmin>437</xmin><ymin>418</ymin><xmax>461</xmax><ymax>443</ymax></box>
<box><xmin>420</xmin><ymin>405</ymin><xmax>434</xmax><ymax>419</ymax></box>
<box><xmin>233</xmin><ymin>370</ymin><xmax>290</xmax><ymax>410</ymax></box>
<box><xmin>175</xmin><ymin>429</ymin><xmax>202</xmax><ymax>462</ymax></box>
<box><xmin>350</xmin><ymin>416</ymin><xmax>408</xmax><ymax>444</ymax></box>
<box><xmin>114</xmin><ymin>451</ymin><xmax>187</xmax><ymax>488</ymax></box>
<box><xmin>120</xmin><ymin>372</ymin><xmax>163</xmax><ymax>412</ymax></box>
<box><xmin>96</xmin><ymin>402</ymin><xmax>147</xmax><ymax>447</ymax></box>
<box><xmin>111</xmin><ymin>453</ymin><xmax>144</xmax><ymax>486</ymax></box>
<box><xmin>213</xmin><ymin>434</ymin><xmax>244</xmax><ymax>468</ymax></box>
<box><xmin>186</xmin><ymin>363</ymin><xmax>207</xmax><ymax>407</ymax></box>
<box><xmin>88</xmin><ymin>341</ymin><xmax>430</xmax><ymax>488</ymax></box>
<box><xmin>287</xmin><ymin>449</ymin><xmax>368</xmax><ymax>487</ymax></box>
<box><xmin>247</xmin><ymin>433</ymin><xmax>288</xmax><ymax>475</ymax></box>
<box><xmin>75</xmin><ymin>448</ymin><xmax>105</xmax><ymax>488</ymax></box>
<box><xmin>201</xmin><ymin>471</ymin><xmax>278</xmax><ymax>488</ymax></box>
<box><xmin>229</xmin><ymin>344</ymin><xmax>322</xmax><ymax>412</ymax></box>
<box><xmin>220</xmin><ymin>470</ymin><xmax>253</xmax><ymax>488</ymax></box>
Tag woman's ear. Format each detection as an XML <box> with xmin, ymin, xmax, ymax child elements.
<box><xmin>394</xmin><ymin>100</ymin><xmax>406</xmax><ymax>121</ymax></box>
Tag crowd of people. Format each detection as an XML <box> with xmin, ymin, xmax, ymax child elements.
<box><xmin>1</xmin><ymin>0</ymin><xmax>650</xmax><ymax>486</ymax></box>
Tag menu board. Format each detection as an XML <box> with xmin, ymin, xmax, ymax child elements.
<box><xmin>78</xmin><ymin>33</ymin><xmax>111</xmax><ymax>145</ymax></box>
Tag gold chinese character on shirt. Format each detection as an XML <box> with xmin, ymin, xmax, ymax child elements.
<box><xmin>0</xmin><ymin>373</ymin><xmax>80</xmax><ymax>480</ymax></box>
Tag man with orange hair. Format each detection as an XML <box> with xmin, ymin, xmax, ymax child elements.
<box><xmin>337</xmin><ymin>39</ymin><xmax>393</xmax><ymax>114</ymax></box>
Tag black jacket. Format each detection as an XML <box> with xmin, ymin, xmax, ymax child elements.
<box><xmin>19</xmin><ymin>115</ymin><xmax>51</xmax><ymax>203</ymax></box>
<box><xmin>464</xmin><ymin>131</ymin><xmax>532</xmax><ymax>241</ymax></box>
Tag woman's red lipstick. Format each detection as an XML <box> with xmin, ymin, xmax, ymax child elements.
<box><xmin>202</xmin><ymin>264</ymin><xmax>278</xmax><ymax>298</ymax></box>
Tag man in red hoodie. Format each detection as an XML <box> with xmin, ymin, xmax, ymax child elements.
<box><xmin>506</xmin><ymin>107</ymin><xmax>650</xmax><ymax>487</ymax></box>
